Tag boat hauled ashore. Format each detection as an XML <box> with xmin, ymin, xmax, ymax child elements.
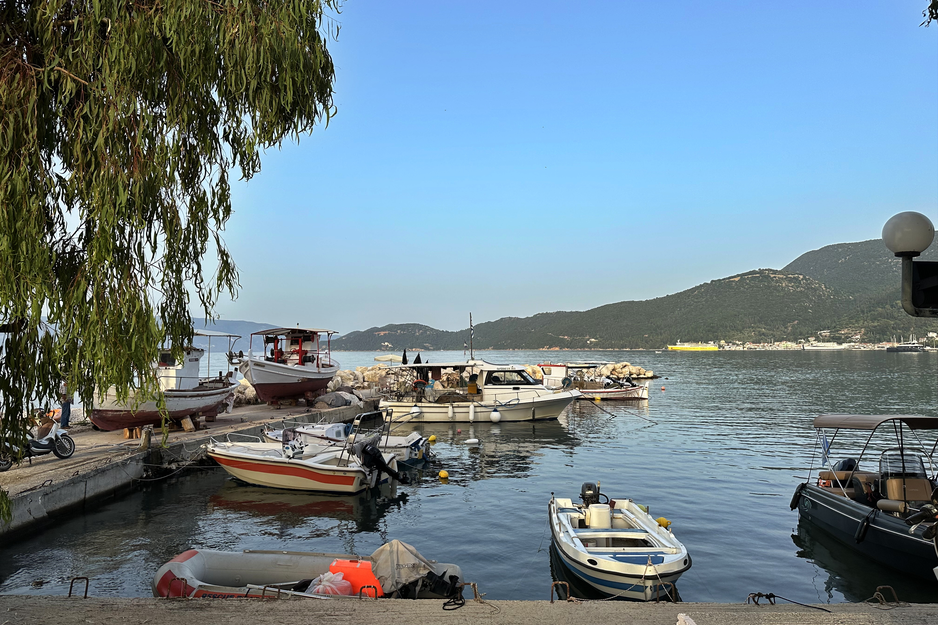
<box><xmin>230</xmin><ymin>327</ymin><xmax>339</xmax><ymax>402</ymax></box>
<box><xmin>790</xmin><ymin>414</ymin><xmax>938</xmax><ymax>582</ymax></box>
<box><xmin>90</xmin><ymin>330</ymin><xmax>240</xmax><ymax>431</ymax></box>
<box><xmin>379</xmin><ymin>359</ymin><xmax>580</xmax><ymax>422</ymax></box>
<box><xmin>549</xmin><ymin>482</ymin><xmax>691</xmax><ymax>600</ymax></box>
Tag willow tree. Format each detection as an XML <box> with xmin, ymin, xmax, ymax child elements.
<box><xmin>0</xmin><ymin>0</ymin><xmax>338</xmax><ymax>520</ymax></box>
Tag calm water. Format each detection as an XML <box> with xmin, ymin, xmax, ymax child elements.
<box><xmin>3</xmin><ymin>349</ymin><xmax>938</xmax><ymax>603</ymax></box>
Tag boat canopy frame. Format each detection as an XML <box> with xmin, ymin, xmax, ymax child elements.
<box><xmin>809</xmin><ymin>414</ymin><xmax>938</xmax><ymax>499</ymax></box>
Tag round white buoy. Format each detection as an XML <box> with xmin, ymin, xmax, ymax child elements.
<box><xmin>465</xmin><ymin>438</ymin><xmax>480</xmax><ymax>445</ymax></box>
<box><xmin>490</xmin><ymin>407</ymin><xmax>502</xmax><ymax>423</ymax></box>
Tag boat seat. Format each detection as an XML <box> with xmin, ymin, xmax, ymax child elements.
<box><xmin>574</xmin><ymin>528</ymin><xmax>648</xmax><ymax>535</ymax></box>
<box><xmin>883</xmin><ymin>478</ymin><xmax>934</xmax><ymax>502</ymax></box>
<box><xmin>557</xmin><ymin>507</ymin><xmax>583</xmax><ymax>515</ymax></box>
<box><xmin>817</xmin><ymin>470</ymin><xmax>878</xmax><ymax>485</ymax></box>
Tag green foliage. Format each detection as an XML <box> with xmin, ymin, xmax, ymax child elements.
<box><xmin>334</xmin><ymin>241</ymin><xmax>938</xmax><ymax>352</ymax></box>
<box><xmin>0</xmin><ymin>0</ymin><xmax>339</xmax><ymax>521</ymax></box>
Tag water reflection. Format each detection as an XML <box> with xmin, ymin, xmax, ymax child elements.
<box><xmin>209</xmin><ymin>479</ymin><xmax>407</xmax><ymax>534</ymax></box>
<box><xmin>791</xmin><ymin>519</ymin><xmax>938</xmax><ymax>603</ymax></box>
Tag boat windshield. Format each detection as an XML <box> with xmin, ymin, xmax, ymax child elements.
<box><xmin>485</xmin><ymin>370</ymin><xmax>538</xmax><ymax>386</ymax></box>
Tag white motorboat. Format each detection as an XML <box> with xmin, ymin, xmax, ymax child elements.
<box><xmin>153</xmin><ymin>540</ymin><xmax>464</xmax><ymax>600</ymax></box>
<box><xmin>208</xmin><ymin>412</ymin><xmax>408</xmax><ymax>494</ymax></box>
<box><xmin>379</xmin><ymin>359</ymin><xmax>580</xmax><ymax>422</ymax></box>
<box><xmin>549</xmin><ymin>482</ymin><xmax>691</xmax><ymax>601</ymax></box>
<box><xmin>263</xmin><ymin>410</ymin><xmax>432</xmax><ymax>467</ymax></box>
<box><xmin>230</xmin><ymin>327</ymin><xmax>339</xmax><ymax>402</ymax></box>
<box><xmin>538</xmin><ymin>363</ymin><xmax>650</xmax><ymax>400</ymax></box>
<box><xmin>90</xmin><ymin>330</ymin><xmax>240</xmax><ymax>431</ymax></box>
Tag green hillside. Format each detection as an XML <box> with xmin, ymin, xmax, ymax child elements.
<box><xmin>333</xmin><ymin>239</ymin><xmax>938</xmax><ymax>351</ymax></box>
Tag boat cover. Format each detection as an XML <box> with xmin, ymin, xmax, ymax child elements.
<box><xmin>369</xmin><ymin>540</ymin><xmax>445</xmax><ymax>594</ymax></box>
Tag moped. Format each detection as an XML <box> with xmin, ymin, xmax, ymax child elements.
<box><xmin>0</xmin><ymin>417</ymin><xmax>75</xmax><ymax>471</ymax></box>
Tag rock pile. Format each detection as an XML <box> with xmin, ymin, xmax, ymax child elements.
<box><xmin>327</xmin><ymin>364</ymin><xmax>391</xmax><ymax>392</ymax></box>
<box><xmin>592</xmin><ymin>362</ymin><xmax>655</xmax><ymax>379</ymax></box>
<box><xmin>233</xmin><ymin>378</ymin><xmax>261</xmax><ymax>406</ymax></box>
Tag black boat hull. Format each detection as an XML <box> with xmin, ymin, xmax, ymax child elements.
<box><xmin>796</xmin><ymin>484</ymin><xmax>938</xmax><ymax>582</ymax></box>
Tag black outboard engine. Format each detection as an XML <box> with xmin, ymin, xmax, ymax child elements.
<box><xmin>580</xmin><ymin>482</ymin><xmax>600</xmax><ymax>506</ymax></box>
<box><xmin>359</xmin><ymin>443</ymin><xmax>409</xmax><ymax>485</ymax></box>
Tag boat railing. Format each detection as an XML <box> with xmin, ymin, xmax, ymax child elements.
<box><xmin>217</xmin><ymin>432</ymin><xmax>264</xmax><ymax>444</ymax></box>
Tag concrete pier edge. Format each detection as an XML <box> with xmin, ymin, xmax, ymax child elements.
<box><xmin>0</xmin><ymin>401</ymin><xmax>376</xmax><ymax>540</ymax></box>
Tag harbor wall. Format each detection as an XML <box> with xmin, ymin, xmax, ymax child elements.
<box><xmin>0</xmin><ymin>401</ymin><xmax>375</xmax><ymax>540</ymax></box>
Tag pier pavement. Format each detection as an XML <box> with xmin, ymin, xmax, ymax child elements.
<box><xmin>0</xmin><ymin>400</ymin><xmax>376</xmax><ymax>538</ymax></box>
<box><xmin>1</xmin><ymin>595</ymin><xmax>936</xmax><ymax>625</ymax></box>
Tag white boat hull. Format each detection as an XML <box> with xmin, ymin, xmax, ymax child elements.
<box><xmin>239</xmin><ymin>357</ymin><xmax>339</xmax><ymax>402</ymax></box>
<box><xmin>90</xmin><ymin>382</ymin><xmax>239</xmax><ymax>431</ymax></box>
<box><xmin>577</xmin><ymin>383</ymin><xmax>649</xmax><ymax>400</ymax></box>
<box><xmin>380</xmin><ymin>390</ymin><xmax>578</xmax><ymax>423</ymax></box>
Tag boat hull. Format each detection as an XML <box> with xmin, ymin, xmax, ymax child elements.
<box><xmin>380</xmin><ymin>391</ymin><xmax>578</xmax><ymax>423</ymax></box>
<box><xmin>239</xmin><ymin>358</ymin><xmax>339</xmax><ymax>402</ymax></box>
<box><xmin>795</xmin><ymin>483</ymin><xmax>938</xmax><ymax>581</ymax></box>
<box><xmin>90</xmin><ymin>383</ymin><xmax>239</xmax><ymax>431</ymax></box>
<box><xmin>577</xmin><ymin>384</ymin><xmax>649</xmax><ymax>400</ymax></box>
<box><xmin>209</xmin><ymin>450</ymin><xmax>376</xmax><ymax>494</ymax></box>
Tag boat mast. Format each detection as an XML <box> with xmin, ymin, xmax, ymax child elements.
<box><xmin>469</xmin><ymin>312</ymin><xmax>474</xmax><ymax>360</ymax></box>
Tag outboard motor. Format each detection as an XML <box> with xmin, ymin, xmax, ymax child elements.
<box><xmin>580</xmin><ymin>482</ymin><xmax>600</xmax><ymax>506</ymax></box>
<box><xmin>358</xmin><ymin>442</ymin><xmax>409</xmax><ymax>485</ymax></box>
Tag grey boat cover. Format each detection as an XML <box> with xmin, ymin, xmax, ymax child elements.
<box><xmin>369</xmin><ymin>540</ymin><xmax>444</xmax><ymax>594</ymax></box>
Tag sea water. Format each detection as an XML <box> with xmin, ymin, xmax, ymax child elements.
<box><xmin>2</xmin><ymin>349</ymin><xmax>938</xmax><ymax>603</ymax></box>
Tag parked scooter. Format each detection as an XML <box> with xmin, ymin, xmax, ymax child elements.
<box><xmin>0</xmin><ymin>417</ymin><xmax>75</xmax><ymax>471</ymax></box>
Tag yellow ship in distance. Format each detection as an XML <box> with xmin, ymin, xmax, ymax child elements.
<box><xmin>667</xmin><ymin>342</ymin><xmax>719</xmax><ymax>351</ymax></box>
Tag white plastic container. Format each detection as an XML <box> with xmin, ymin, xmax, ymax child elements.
<box><xmin>588</xmin><ymin>503</ymin><xmax>611</xmax><ymax>529</ymax></box>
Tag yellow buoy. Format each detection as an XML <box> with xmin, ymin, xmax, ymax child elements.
<box><xmin>428</xmin><ymin>435</ymin><xmax>437</xmax><ymax>443</ymax></box>
<box><xmin>438</xmin><ymin>470</ymin><xmax>449</xmax><ymax>479</ymax></box>
<box><xmin>656</xmin><ymin>517</ymin><xmax>671</xmax><ymax>529</ymax></box>
<box><xmin>593</xmin><ymin>396</ymin><xmax>601</xmax><ymax>402</ymax></box>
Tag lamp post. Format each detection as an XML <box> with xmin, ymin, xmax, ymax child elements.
<box><xmin>882</xmin><ymin>212</ymin><xmax>938</xmax><ymax>317</ymax></box>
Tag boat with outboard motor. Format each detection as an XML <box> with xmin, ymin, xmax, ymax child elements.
<box><xmin>207</xmin><ymin>411</ymin><xmax>408</xmax><ymax>494</ymax></box>
<box><xmin>263</xmin><ymin>409</ymin><xmax>432</xmax><ymax>467</ymax></box>
<box><xmin>790</xmin><ymin>414</ymin><xmax>938</xmax><ymax>582</ymax></box>
<box><xmin>90</xmin><ymin>330</ymin><xmax>240</xmax><ymax>431</ymax></box>
<box><xmin>153</xmin><ymin>539</ymin><xmax>464</xmax><ymax>600</ymax></box>
<box><xmin>538</xmin><ymin>362</ymin><xmax>650</xmax><ymax>400</ymax></box>
<box><xmin>379</xmin><ymin>359</ymin><xmax>580</xmax><ymax>422</ymax></box>
<box><xmin>549</xmin><ymin>482</ymin><xmax>691</xmax><ymax>600</ymax></box>
<box><xmin>229</xmin><ymin>327</ymin><xmax>339</xmax><ymax>402</ymax></box>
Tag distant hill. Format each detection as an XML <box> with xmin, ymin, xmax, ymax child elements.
<box><xmin>332</xmin><ymin>239</ymin><xmax>938</xmax><ymax>350</ymax></box>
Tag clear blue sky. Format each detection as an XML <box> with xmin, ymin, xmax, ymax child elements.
<box><xmin>214</xmin><ymin>0</ymin><xmax>938</xmax><ymax>334</ymax></box>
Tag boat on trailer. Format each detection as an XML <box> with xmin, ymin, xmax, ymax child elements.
<box><xmin>153</xmin><ymin>540</ymin><xmax>464</xmax><ymax>600</ymax></box>
<box><xmin>230</xmin><ymin>327</ymin><xmax>339</xmax><ymax>402</ymax></box>
<box><xmin>791</xmin><ymin>414</ymin><xmax>938</xmax><ymax>582</ymax></box>
<box><xmin>379</xmin><ymin>359</ymin><xmax>580</xmax><ymax>423</ymax></box>
<box><xmin>549</xmin><ymin>482</ymin><xmax>691</xmax><ymax>601</ymax></box>
<box><xmin>91</xmin><ymin>330</ymin><xmax>240</xmax><ymax>431</ymax></box>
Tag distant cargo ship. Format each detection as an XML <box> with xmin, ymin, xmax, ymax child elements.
<box><xmin>667</xmin><ymin>342</ymin><xmax>718</xmax><ymax>351</ymax></box>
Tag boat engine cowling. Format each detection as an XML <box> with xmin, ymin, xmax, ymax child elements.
<box><xmin>580</xmin><ymin>482</ymin><xmax>600</xmax><ymax>507</ymax></box>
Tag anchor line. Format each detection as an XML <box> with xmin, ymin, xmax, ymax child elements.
<box><xmin>587</xmin><ymin>399</ymin><xmax>658</xmax><ymax>426</ymax></box>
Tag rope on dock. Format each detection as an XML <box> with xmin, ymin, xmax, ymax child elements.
<box><xmin>746</xmin><ymin>592</ymin><xmax>831</xmax><ymax>612</ymax></box>
<box><xmin>865</xmin><ymin>586</ymin><xmax>907</xmax><ymax>610</ymax></box>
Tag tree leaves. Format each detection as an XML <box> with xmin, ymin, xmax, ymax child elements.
<box><xmin>0</xmin><ymin>0</ymin><xmax>340</xmax><ymax>521</ymax></box>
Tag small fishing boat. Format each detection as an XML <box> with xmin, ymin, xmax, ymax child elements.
<box><xmin>379</xmin><ymin>359</ymin><xmax>580</xmax><ymax>422</ymax></box>
<box><xmin>208</xmin><ymin>412</ymin><xmax>409</xmax><ymax>494</ymax></box>
<box><xmin>263</xmin><ymin>410</ymin><xmax>432</xmax><ymax>467</ymax></box>
<box><xmin>90</xmin><ymin>330</ymin><xmax>240</xmax><ymax>431</ymax></box>
<box><xmin>790</xmin><ymin>414</ymin><xmax>938</xmax><ymax>582</ymax></box>
<box><xmin>538</xmin><ymin>363</ymin><xmax>650</xmax><ymax>400</ymax></box>
<box><xmin>153</xmin><ymin>540</ymin><xmax>464</xmax><ymax>599</ymax></box>
<box><xmin>229</xmin><ymin>327</ymin><xmax>340</xmax><ymax>402</ymax></box>
<box><xmin>549</xmin><ymin>482</ymin><xmax>691</xmax><ymax>600</ymax></box>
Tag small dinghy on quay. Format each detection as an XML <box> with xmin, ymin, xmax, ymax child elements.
<box><xmin>549</xmin><ymin>482</ymin><xmax>691</xmax><ymax>601</ymax></box>
<box><xmin>153</xmin><ymin>540</ymin><xmax>464</xmax><ymax>599</ymax></box>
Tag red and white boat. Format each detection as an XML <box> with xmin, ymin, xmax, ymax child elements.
<box><xmin>231</xmin><ymin>327</ymin><xmax>339</xmax><ymax>402</ymax></box>
<box><xmin>90</xmin><ymin>331</ymin><xmax>240</xmax><ymax>431</ymax></box>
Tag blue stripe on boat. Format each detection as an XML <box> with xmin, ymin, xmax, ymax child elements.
<box><xmin>610</xmin><ymin>554</ymin><xmax>665</xmax><ymax>564</ymax></box>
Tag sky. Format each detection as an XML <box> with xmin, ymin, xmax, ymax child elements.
<box><xmin>212</xmin><ymin>1</ymin><xmax>938</xmax><ymax>334</ymax></box>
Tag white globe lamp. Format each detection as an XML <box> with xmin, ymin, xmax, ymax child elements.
<box><xmin>882</xmin><ymin>212</ymin><xmax>935</xmax><ymax>257</ymax></box>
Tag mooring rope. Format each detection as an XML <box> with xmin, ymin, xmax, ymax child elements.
<box><xmin>746</xmin><ymin>592</ymin><xmax>832</xmax><ymax>612</ymax></box>
<box><xmin>586</xmin><ymin>399</ymin><xmax>658</xmax><ymax>426</ymax></box>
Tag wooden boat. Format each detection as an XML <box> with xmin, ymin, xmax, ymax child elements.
<box><xmin>230</xmin><ymin>328</ymin><xmax>339</xmax><ymax>402</ymax></box>
<box><xmin>263</xmin><ymin>410</ymin><xmax>432</xmax><ymax>467</ymax></box>
<box><xmin>790</xmin><ymin>414</ymin><xmax>938</xmax><ymax>582</ymax></box>
<box><xmin>549</xmin><ymin>482</ymin><xmax>691</xmax><ymax>600</ymax></box>
<box><xmin>152</xmin><ymin>540</ymin><xmax>464</xmax><ymax>599</ymax></box>
<box><xmin>538</xmin><ymin>363</ymin><xmax>650</xmax><ymax>400</ymax></box>
<box><xmin>90</xmin><ymin>331</ymin><xmax>240</xmax><ymax>431</ymax></box>
<box><xmin>379</xmin><ymin>359</ymin><xmax>580</xmax><ymax>423</ymax></box>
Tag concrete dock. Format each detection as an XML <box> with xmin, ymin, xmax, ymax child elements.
<box><xmin>1</xmin><ymin>595</ymin><xmax>937</xmax><ymax>625</ymax></box>
<box><xmin>0</xmin><ymin>400</ymin><xmax>376</xmax><ymax>539</ymax></box>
